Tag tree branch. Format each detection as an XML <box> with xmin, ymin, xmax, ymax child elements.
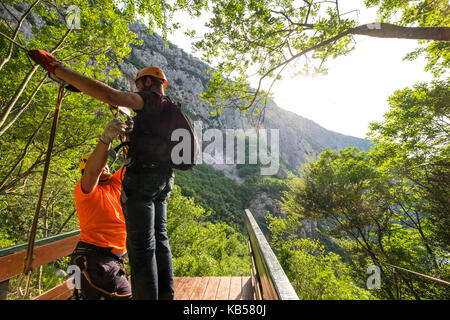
<box><xmin>349</xmin><ymin>23</ymin><xmax>450</xmax><ymax>41</ymax></box>
<box><xmin>246</xmin><ymin>28</ymin><xmax>351</xmax><ymax>110</ymax></box>
<box><xmin>0</xmin><ymin>111</ymin><xmax>51</xmax><ymax>192</ymax></box>
<box><xmin>0</xmin><ymin>26</ymin><xmax>72</xmax><ymax>131</ymax></box>
<box><xmin>0</xmin><ymin>75</ymin><xmax>47</xmax><ymax>137</ymax></box>
<box><xmin>0</xmin><ymin>0</ymin><xmax>41</xmax><ymax>71</ymax></box>
<box><xmin>242</xmin><ymin>23</ymin><xmax>449</xmax><ymax>111</ymax></box>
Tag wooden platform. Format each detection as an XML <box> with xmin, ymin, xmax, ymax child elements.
<box><xmin>174</xmin><ymin>277</ymin><xmax>254</xmax><ymax>300</ymax></box>
<box><xmin>33</xmin><ymin>276</ymin><xmax>255</xmax><ymax>300</ymax></box>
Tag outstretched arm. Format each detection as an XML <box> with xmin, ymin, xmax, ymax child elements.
<box><xmin>55</xmin><ymin>65</ymin><xmax>144</xmax><ymax>110</ymax></box>
<box><xmin>28</xmin><ymin>49</ymin><xmax>144</xmax><ymax>110</ymax></box>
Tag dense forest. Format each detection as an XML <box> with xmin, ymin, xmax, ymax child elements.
<box><xmin>0</xmin><ymin>0</ymin><xmax>449</xmax><ymax>300</ymax></box>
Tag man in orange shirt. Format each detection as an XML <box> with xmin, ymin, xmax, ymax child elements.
<box><xmin>71</xmin><ymin>118</ymin><xmax>133</xmax><ymax>300</ymax></box>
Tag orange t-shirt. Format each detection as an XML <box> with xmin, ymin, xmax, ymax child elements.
<box><xmin>74</xmin><ymin>167</ymin><xmax>126</xmax><ymax>254</ymax></box>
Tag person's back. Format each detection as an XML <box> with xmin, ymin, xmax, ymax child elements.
<box><xmin>120</xmin><ymin>68</ymin><xmax>176</xmax><ymax>300</ymax></box>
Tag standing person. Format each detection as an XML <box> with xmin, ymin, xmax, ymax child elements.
<box><xmin>28</xmin><ymin>50</ymin><xmax>186</xmax><ymax>300</ymax></box>
<box><xmin>119</xmin><ymin>68</ymin><xmax>177</xmax><ymax>300</ymax></box>
<box><xmin>72</xmin><ymin>118</ymin><xmax>133</xmax><ymax>300</ymax></box>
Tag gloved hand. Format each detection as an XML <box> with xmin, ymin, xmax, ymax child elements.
<box><xmin>100</xmin><ymin>118</ymin><xmax>131</xmax><ymax>145</ymax></box>
<box><xmin>28</xmin><ymin>49</ymin><xmax>62</xmax><ymax>73</ymax></box>
<box><xmin>125</xmin><ymin>116</ymin><xmax>134</xmax><ymax>134</ymax></box>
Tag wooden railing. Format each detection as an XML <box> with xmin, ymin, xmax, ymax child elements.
<box><xmin>0</xmin><ymin>230</ymin><xmax>80</xmax><ymax>300</ymax></box>
<box><xmin>1</xmin><ymin>209</ymin><xmax>298</xmax><ymax>300</ymax></box>
<box><xmin>245</xmin><ymin>209</ymin><xmax>299</xmax><ymax>300</ymax></box>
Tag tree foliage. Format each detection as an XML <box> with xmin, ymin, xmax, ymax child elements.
<box><xmin>279</xmin><ymin>78</ymin><xmax>449</xmax><ymax>299</ymax></box>
<box><xmin>168</xmin><ymin>185</ymin><xmax>250</xmax><ymax>277</ymax></box>
<box><xmin>190</xmin><ymin>0</ymin><xmax>449</xmax><ymax>115</ymax></box>
<box><xmin>267</xmin><ymin>214</ymin><xmax>375</xmax><ymax>300</ymax></box>
<box><xmin>368</xmin><ymin>79</ymin><xmax>450</xmax><ymax>253</ymax></box>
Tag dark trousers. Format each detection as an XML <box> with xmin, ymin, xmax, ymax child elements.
<box><xmin>120</xmin><ymin>169</ymin><xmax>175</xmax><ymax>300</ymax></box>
<box><xmin>70</xmin><ymin>242</ymin><xmax>131</xmax><ymax>300</ymax></box>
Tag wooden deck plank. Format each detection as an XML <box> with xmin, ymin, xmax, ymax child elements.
<box><xmin>202</xmin><ymin>276</ymin><xmax>221</xmax><ymax>300</ymax></box>
<box><xmin>241</xmin><ymin>276</ymin><xmax>254</xmax><ymax>300</ymax></box>
<box><xmin>215</xmin><ymin>277</ymin><xmax>231</xmax><ymax>300</ymax></box>
<box><xmin>34</xmin><ymin>279</ymin><xmax>73</xmax><ymax>300</ymax></box>
<box><xmin>32</xmin><ymin>276</ymin><xmax>254</xmax><ymax>300</ymax></box>
<box><xmin>190</xmin><ymin>276</ymin><xmax>210</xmax><ymax>300</ymax></box>
<box><xmin>174</xmin><ymin>276</ymin><xmax>195</xmax><ymax>300</ymax></box>
<box><xmin>228</xmin><ymin>276</ymin><xmax>242</xmax><ymax>300</ymax></box>
<box><xmin>174</xmin><ymin>277</ymin><xmax>182</xmax><ymax>293</ymax></box>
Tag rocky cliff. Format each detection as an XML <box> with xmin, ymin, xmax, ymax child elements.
<box><xmin>115</xmin><ymin>22</ymin><xmax>371</xmax><ymax>236</ymax></box>
<box><xmin>119</xmin><ymin>22</ymin><xmax>372</xmax><ymax>174</ymax></box>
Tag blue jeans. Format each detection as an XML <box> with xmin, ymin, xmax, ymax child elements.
<box><xmin>120</xmin><ymin>169</ymin><xmax>174</xmax><ymax>300</ymax></box>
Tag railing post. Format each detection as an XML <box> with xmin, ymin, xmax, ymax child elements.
<box><xmin>0</xmin><ymin>280</ymin><xmax>9</xmax><ymax>300</ymax></box>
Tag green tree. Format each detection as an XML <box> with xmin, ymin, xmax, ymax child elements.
<box><xmin>281</xmin><ymin>145</ymin><xmax>449</xmax><ymax>299</ymax></box>
<box><xmin>368</xmin><ymin>79</ymin><xmax>450</xmax><ymax>255</ymax></box>
<box><xmin>267</xmin><ymin>212</ymin><xmax>374</xmax><ymax>300</ymax></box>
<box><xmin>168</xmin><ymin>185</ymin><xmax>250</xmax><ymax>277</ymax></box>
<box><xmin>191</xmin><ymin>0</ymin><xmax>449</xmax><ymax>115</ymax></box>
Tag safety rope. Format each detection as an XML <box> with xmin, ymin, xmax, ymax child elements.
<box><xmin>17</xmin><ymin>84</ymin><xmax>66</xmax><ymax>298</ymax></box>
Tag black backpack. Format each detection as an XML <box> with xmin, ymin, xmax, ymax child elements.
<box><xmin>127</xmin><ymin>91</ymin><xmax>199</xmax><ymax>171</ymax></box>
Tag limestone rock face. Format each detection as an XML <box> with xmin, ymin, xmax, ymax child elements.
<box><xmin>118</xmin><ymin>22</ymin><xmax>371</xmax><ymax>174</ymax></box>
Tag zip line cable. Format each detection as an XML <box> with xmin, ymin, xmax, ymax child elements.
<box><xmin>380</xmin><ymin>261</ymin><xmax>450</xmax><ymax>286</ymax></box>
<box><xmin>0</xmin><ymin>30</ymin><xmax>28</xmax><ymax>52</ymax></box>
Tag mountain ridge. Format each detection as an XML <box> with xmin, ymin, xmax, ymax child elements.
<box><xmin>119</xmin><ymin>22</ymin><xmax>372</xmax><ymax>172</ymax></box>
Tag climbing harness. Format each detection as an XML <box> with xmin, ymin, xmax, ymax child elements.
<box><xmin>71</xmin><ymin>242</ymin><xmax>131</xmax><ymax>299</ymax></box>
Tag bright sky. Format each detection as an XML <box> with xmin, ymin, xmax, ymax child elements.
<box><xmin>167</xmin><ymin>1</ymin><xmax>434</xmax><ymax>139</ymax></box>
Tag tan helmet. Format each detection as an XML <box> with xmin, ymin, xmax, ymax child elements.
<box><xmin>78</xmin><ymin>151</ymin><xmax>93</xmax><ymax>175</ymax></box>
<box><xmin>135</xmin><ymin>66</ymin><xmax>168</xmax><ymax>88</ymax></box>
